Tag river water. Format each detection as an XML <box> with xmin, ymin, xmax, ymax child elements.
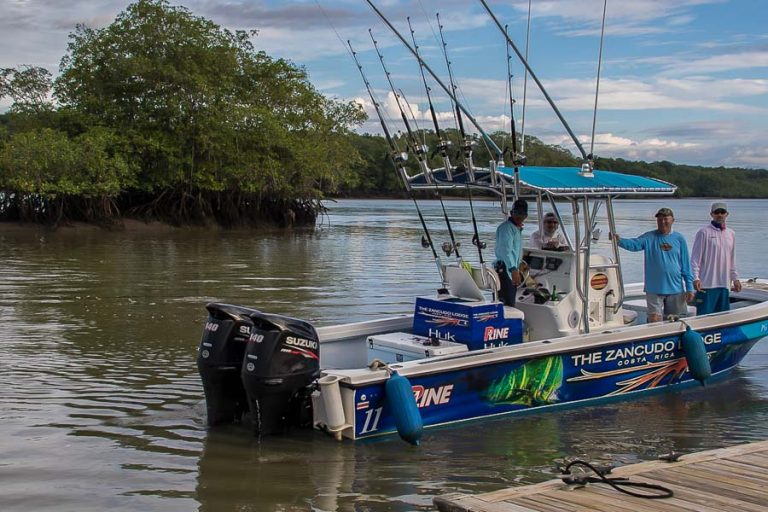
<box><xmin>1</xmin><ymin>198</ymin><xmax>767</xmax><ymax>511</ymax></box>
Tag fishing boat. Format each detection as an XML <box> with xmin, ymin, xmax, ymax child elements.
<box><xmin>196</xmin><ymin>1</ymin><xmax>768</xmax><ymax>444</ymax></box>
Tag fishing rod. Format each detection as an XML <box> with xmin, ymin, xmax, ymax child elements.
<box><xmin>347</xmin><ymin>40</ymin><xmax>408</xmax><ymax>185</ymax></box>
<box><xmin>368</xmin><ymin>29</ymin><xmax>434</xmax><ymax>183</ymax></box>
<box><xmin>478</xmin><ymin>0</ymin><xmax>589</xmax><ymax>163</ymax></box>
<box><xmin>407</xmin><ymin>16</ymin><xmax>453</xmax><ymax>179</ymax></box>
<box><xmin>409</xmin><ymin>16</ymin><xmax>480</xmax><ymax>270</ymax></box>
<box><xmin>467</xmin><ymin>184</ymin><xmax>487</xmax><ymax>285</ymax></box>
<box><xmin>504</xmin><ymin>24</ymin><xmax>522</xmax><ymax>196</ymax></box>
<box><xmin>368</xmin><ymin>28</ymin><xmax>466</xmax><ymax>266</ymax></box>
<box><xmin>347</xmin><ymin>40</ymin><xmax>446</xmax><ymax>284</ymax></box>
<box><xmin>520</xmin><ymin>0</ymin><xmax>532</xmax><ymax>154</ymax></box>
<box><xmin>436</xmin><ymin>13</ymin><xmax>475</xmax><ymax>182</ymax></box>
<box><xmin>364</xmin><ymin>0</ymin><xmax>504</xmax><ymax>165</ymax></box>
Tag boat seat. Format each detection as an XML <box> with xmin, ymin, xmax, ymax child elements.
<box><xmin>444</xmin><ymin>265</ymin><xmax>486</xmax><ymax>302</ymax></box>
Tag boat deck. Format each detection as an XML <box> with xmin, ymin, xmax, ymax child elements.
<box><xmin>434</xmin><ymin>440</ymin><xmax>768</xmax><ymax>512</ymax></box>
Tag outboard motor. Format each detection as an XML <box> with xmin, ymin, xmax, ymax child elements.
<box><xmin>241</xmin><ymin>312</ymin><xmax>320</xmax><ymax>435</ymax></box>
<box><xmin>197</xmin><ymin>303</ymin><xmax>258</xmax><ymax>425</ymax></box>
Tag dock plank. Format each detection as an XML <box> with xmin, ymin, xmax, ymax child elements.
<box><xmin>434</xmin><ymin>440</ymin><xmax>768</xmax><ymax>512</ymax></box>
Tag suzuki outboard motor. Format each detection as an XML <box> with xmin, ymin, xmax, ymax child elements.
<box><xmin>197</xmin><ymin>303</ymin><xmax>258</xmax><ymax>425</ymax></box>
<box><xmin>241</xmin><ymin>312</ymin><xmax>320</xmax><ymax>435</ymax></box>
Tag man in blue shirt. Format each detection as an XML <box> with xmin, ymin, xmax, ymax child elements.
<box><xmin>494</xmin><ymin>199</ymin><xmax>528</xmax><ymax>306</ymax></box>
<box><xmin>611</xmin><ymin>207</ymin><xmax>695</xmax><ymax>322</ymax></box>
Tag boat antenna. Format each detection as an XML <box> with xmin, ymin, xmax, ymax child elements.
<box><xmin>348</xmin><ymin>40</ymin><xmax>446</xmax><ymax>285</ymax></box>
<box><xmin>369</xmin><ymin>29</ymin><xmax>433</xmax><ymax>182</ymax></box>
<box><xmin>407</xmin><ymin>16</ymin><xmax>453</xmax><ymax>178</ymax></box>
<box><xmin>589</xmin><ymin>0</ymin><xmax>608</xmax><ymax>160</ymax></box>
<box><xmin>520</xmin><ymin>0</ymin><xmax>532</xmax><ymax>154</ymax></box>
<box><xmin>364</xmin><ymin>0</ymin><xmax>504</xmax><ymax>164</ymax></box>
<box><xmin>478</xmin><ymin>0</ymin><xmax>589</xmax><ymax>163</ymax></box>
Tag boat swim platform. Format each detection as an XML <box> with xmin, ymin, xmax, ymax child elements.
<box><xmin>434</xmin><ymin>440</ymin><xmax>768</xmax><ymax>512</ymax></box>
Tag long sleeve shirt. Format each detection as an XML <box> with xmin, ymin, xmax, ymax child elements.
<box><xmin>495</xmin><ymin>219</ymin><xmax>523</xmax><ymax>277</ymax></box>
<box><xmin>618</xmin><ymin>230</ymin><xmax>694</xmax><ymax>295</ymax></box>
<box><xmin>690</xmin><ymin>223</ymin><xmax>738</xmax><ymax>289</ymax></box>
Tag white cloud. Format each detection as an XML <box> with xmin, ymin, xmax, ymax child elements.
<box><xmin>732</xmin><ymin>147</ymin><xmax>768</xmax><ymax>168</ymax></box>
<box><xmin>662</xmin><ymin>51</ymin><xmax>768</xmax><ymax>74</ymax></box>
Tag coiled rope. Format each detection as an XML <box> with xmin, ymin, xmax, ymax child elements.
<box><xmin>560</xmin><ymin>459</ymin><xmax>674</xmax><ymax>499</ymax></box>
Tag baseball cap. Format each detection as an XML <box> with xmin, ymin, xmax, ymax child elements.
<box><xmin>655</xmin><ymin>207</ymin><xmax>674</xmax><ymax>218</ymax></box>
<box><xmin>711</xmin><ymin>202</ymin><xmax>728</xmax><ymax>213</ymax></box>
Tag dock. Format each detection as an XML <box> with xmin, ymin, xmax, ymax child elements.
<box><xmin>434</xmin><ymin>440</ymin><xmax>768</xmax><ymax>511</ymax></box>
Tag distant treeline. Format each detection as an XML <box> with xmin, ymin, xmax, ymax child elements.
<box><xmin>1</xmin><ymin>0</ymin><xmax>766</xmax><ymax>230</ymax></box>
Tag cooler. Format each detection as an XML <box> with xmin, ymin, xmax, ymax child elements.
<box><xmin>367</xmin><ymin>332</ymin><xmax>469</xmax><ymax>364</ymax></box>
<box><xmin>412</xmin><ymin>297</ymin><xmax>525</xmax><ymax>350</ymax></box>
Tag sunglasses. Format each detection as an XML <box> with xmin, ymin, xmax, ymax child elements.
<box><xmin>544</xmin><ymin>221</ymin><xmax>558</xmax><ymax>225</ymax></box>
<box><xmin>712</xmin><ymin>209</ymin><xmax>727</xmax><ymax>214</ymax></box>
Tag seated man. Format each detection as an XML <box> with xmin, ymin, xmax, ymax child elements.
<box><xmin>531</xmin><ymin>212</ymin><xmax>568</xmax><ymax>251</ymax></box>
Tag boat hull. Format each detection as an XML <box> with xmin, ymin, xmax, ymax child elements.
<box><xmin>343</xmin><ymin>317</ymin><xmax>767</xmax><ymax>440</ymax></box>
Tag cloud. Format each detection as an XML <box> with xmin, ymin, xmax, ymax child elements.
<box><xmin>732</xmin><ymin>147</ymin><xmax>768</xmax><ymax>168</ymax></box>
<box><xmin>661</xmin><ymin>50</ymin><xmax>768</xmax><ymax>74</ymax></box>
<box><xmin>509</xmin><ymin>0</ymin><xmax>726</xmax><ymax>36</ymax></box>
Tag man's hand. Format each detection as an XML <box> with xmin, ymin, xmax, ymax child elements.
<box><xmin>511</xmin><ymin>269</ymin><xmax>522</xmax><ymax>286</ymax></box>
<box><xmin>685</xmin><ymin>291</ymin><xmax>695</xmax><ymax>303</ymax></box>
<box><xmin>609</xmin><ymin>232</ymin><xmax>620</xmax><ymax>242</ymax></box>
<box><xmin>693</xmin><ymin>279</ymin><xmax>702</xmax><ymax>292</ymax></box>
<box><xmin>732</xmin><ymin>279</ymin><xmax>742</xmax><ymax>292</ymax></box>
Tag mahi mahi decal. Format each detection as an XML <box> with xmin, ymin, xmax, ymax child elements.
<box><xmin>484</xmin><ymin>356</ymin><xmax>564</xmax><ymax>406</ymax></box>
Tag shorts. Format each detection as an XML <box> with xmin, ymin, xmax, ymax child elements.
<box><xmin>694</xmin><ymin>288</ymin><xmax>730</xmax><ymax>315</ymax></box>
<box><xmin>646</xmin><ymin>293</ymin><xmax>688</xmax><ymax>318</ymax></box>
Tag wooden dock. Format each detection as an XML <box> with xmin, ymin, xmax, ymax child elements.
<box><xmin>434</xmin><ymin>440</ymin><xmax>768</xmax><ymax>511</ymax></box>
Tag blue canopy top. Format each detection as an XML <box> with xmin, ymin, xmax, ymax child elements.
<box><xmin>498</xmin><ymin>166</ymin><xmax>676</xmax><ymax>196</ymax></box>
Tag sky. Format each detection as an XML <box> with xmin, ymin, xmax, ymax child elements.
<box><xmin>1</xmin><ymin>0</ymin><xmax>766</xmax><ymax>169</ymax></box>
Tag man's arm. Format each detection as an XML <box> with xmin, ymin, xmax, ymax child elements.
<box><xmin>730</xmin><ymin>231</ymin><xmax>741</xmax><ymax>291</ymax></box>
<box><xmin>679</xmin><ymin>235</ymin><xmax>695</xmax><ymax>297</ymax></box>
<box><xmin>616</xmin><ymin>233</ymin><xmax>646</xmax><ymax>252</ymax></box>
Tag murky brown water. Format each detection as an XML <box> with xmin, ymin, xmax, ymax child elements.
<box><xmin>2</xmin><ymin>198</ymin><xmax>768</xmax><ymax>511</ymax></box>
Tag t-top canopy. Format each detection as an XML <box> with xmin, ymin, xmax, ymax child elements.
<box><xmin>498</xmin><ymin>166</ymin><xmax>676</xmax><ymax>196</ymax></box>
<box><xmin>406</xmin><ymin>165</ymin><xmax>676</xmax><ymax>196</ymax></box>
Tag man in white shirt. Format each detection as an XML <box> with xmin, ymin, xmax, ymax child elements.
<box><xmin>531</xmin><ymin>212</ymin><xmax>568</xmax><ymax>251</ymax></box>
<box><xmin>690</xmin><ymin>202</ymin><xmax>741</xmax><ymax>314</ymax></box>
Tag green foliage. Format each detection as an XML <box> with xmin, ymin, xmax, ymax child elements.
<box><xmin>2</xmin><ymin>0</ymin><xmax>364</xmax><ymax>227</ymax></box>
<box><xmin>53</xmin><ymin>0</ymin><xmax>363</xmax><ymax>204</ymax></box>
<box><xmin>0</xmin><ymin>65</ymin><xmax>53</xmax><ymax>113</ymax></box>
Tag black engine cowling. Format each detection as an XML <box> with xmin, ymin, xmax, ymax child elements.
<box><xmin>196</xmin><ymin>303</ymin><xmax>258</xmax><ymax>425</ymax></box>
<box><xmin>241</xmin><ymin>312</ymin><xmax>320</xmax><ymax>435</ymax></box>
